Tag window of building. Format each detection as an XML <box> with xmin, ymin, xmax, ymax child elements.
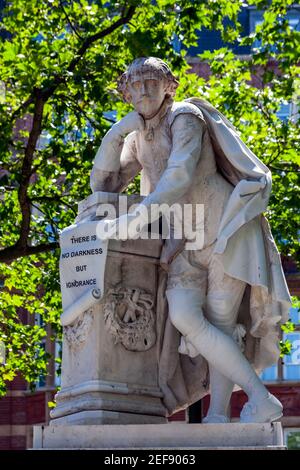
<box><xmin>277</xmin><ymin>102</ymin><xmax>292</xmax><ymax>122</ymax></box>
<box><xmin>261</xmin><ymin>304</ymin><xmax>300</xmax><ymax>383</ymax></box>
<box><xmin>260</xmin><ymin>363</ymin><xmax>278</xmax><ymax>382</ymax></box>
<box><xmin>0</xmin><ymin>81</ymin><xmax>5</xmax><ymax>103</ymax></box>
<box><xmin>36</xmin><ymin>342</ymin><xmax>46</xmax><ymax>388</ymax></box>
<box><xmin>103</xmin><ymin>110</ymin><xmax>117</xmax><ymax>124</ymax></box>
<box><xmin>54</xmin><ymin>340</ymin><xmax>62</xmax><ymax>388</ymax></box>
<box><xmin>34</xmin><ymin>313</ymin><xmax>46</xmax><ymax>388</ymax></box>
<box><xmin>34</xmin><ymin>313</ymin><xmax>62</xmax><ymax>389</ymax></box>
<box><xmin>284</xmin><ymin>428</ymin><xmax>300</xmax><ymax>450</ymax></box>
<box><xmin>283</xmin><ymin>330</ymin><xmax>300</xmax><ymax>380</ymax></box>
<box><xmin>249</xmin><ymin>10</ymin><xmax>263</xmax><ymax>50</ymax></box>
<box><xmin>249</xmin><ymin>8</ymin><xmax>300</xmax><ymax>49</ymax></box>
<box><xmin>0</xmin><ymin>339</ymin><xmax>5</xmax><ymax>364</ymax></box>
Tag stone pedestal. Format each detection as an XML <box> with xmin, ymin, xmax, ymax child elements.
<box><xmin>50</xmin><ymin>192</ymin><xmax>167</xmax><ymax>425</ymax></box>
<box><xmin>33</xmin><ymin>423</ymin><xmax>285</xmax><ymax>450</ymax></box>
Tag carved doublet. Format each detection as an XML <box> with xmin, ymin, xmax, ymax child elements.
<box><xmin>131</xmin><ymin>100</ymin><xmax>233</xmax><ymax>248</ymax></box>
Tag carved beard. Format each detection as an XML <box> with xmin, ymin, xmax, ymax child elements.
<box><xmin>134</xmin><ymin>96</ymin><xmax>163</xmax><ymax>119</ymax></box>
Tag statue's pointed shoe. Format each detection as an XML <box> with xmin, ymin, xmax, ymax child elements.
<box><xmin>240</xmin><ymin>393</ymin><xmax>283</xmax><ymax>423</ymax></box>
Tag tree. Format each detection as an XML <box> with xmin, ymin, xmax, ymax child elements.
<box><xmin>0</xmin><ymin>0</ymin><xmax>299</xmax><ymax>395</ymax></box>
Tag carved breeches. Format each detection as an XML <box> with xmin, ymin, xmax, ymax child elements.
<box><xmin>166</xmin><ymin>244</ymin><xmax>246</xmax><ymax>336</ymax></box>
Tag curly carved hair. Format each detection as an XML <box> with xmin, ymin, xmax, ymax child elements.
<box><xmin>117</xmin><ymin>57</ymin><xmax>179</xmax><ymax>103</ymax></box>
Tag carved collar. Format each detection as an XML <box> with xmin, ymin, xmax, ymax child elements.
<box><xmin>143</xmin><ymin>97</ymin><xmax>173</xmax><ymax>141</ymax></box>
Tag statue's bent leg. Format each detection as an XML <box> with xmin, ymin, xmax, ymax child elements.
<box><xmin>204</xmin><ymin>273</ymin><xmax>246</xmax><ymax>423</ymax></box>
<box><xmin>166</xmin><ymin>287</ymin><xmax>283</xmax><ymax>423</ymax></box>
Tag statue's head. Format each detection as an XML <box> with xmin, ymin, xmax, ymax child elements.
<box><xmin>117</xmin><ymin>57</ymin><xmax>179</xmax><ymax>119</ymax></box>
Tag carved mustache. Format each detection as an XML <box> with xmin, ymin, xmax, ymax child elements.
<box><xmin>136</xmin><ymin>96</ymin><xmax>157</xmax><ymax>103</ymax></box>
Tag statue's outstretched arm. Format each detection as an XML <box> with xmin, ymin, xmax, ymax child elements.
<box><xmin>94</xmin><ymin>113</ymin><xmax>205</xmax><ymax>240</ymax></box>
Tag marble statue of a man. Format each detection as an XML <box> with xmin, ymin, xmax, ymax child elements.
<box><xmin>90</xmin><ymin>57</ymin><xmax>291</xmax><ymax>423</ymax></box>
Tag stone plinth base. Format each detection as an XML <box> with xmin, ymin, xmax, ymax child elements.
<box><xmin>50</xmin><ymin>410</ymin><xmax>166</xmax><ymax>425</ymax></box>
<box><xmin>33</xmin><ymin>423</ymin><xmax>285</xmax><ymax>450</ymax></box>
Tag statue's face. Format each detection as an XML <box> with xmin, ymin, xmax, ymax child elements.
<box><xmin>128</xmin><ymin>72</ymin><xmax>167</xmax><ymax>119</ymax></box>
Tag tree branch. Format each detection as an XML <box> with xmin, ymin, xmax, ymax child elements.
<box><xmin>42</xmin><ymin>5</ymin><xmax>136</xmax><ymax>101</ymax></box>
<box><xmin>30</xmin><ymin>195</ymin><xmax>77</xmax><ymax>215</ymax></box>
<box><xmin>9</xmin><ymin>95</ymin><xmax>35</xmax><ymax>123</ymax></box>
<box><xmin>58</xmin><ymin>93</ymin><xmax>102</xmax><ymax>130</ymax></box>
<box><xmin>2</xmin><ymin>6</ymin><xmax>136</xmax><ymax>264</ymax></box>
<box><xmin>0</xmin><ymin>242</ymin><xmax>59</xmax><ymax>264</ymax></box>
<box><xmin>17</xmin><ymin>90</ymin><xmax>45</xmax><ymax>250</ymax></box>
<box><xmin>59</xmin><ymin>0</ymin><xmax>83</xmax><ymax>40</ymax></box>
<box><xmin>7</xmin><ymin>5</ymin><xmax>136</xmax><ymax>119</ymax></box>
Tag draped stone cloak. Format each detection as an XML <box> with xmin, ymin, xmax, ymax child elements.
<box><xmin>158</xmin><ymin>98</ymin><xmax>291</xmax><ymax>415</ymax></box>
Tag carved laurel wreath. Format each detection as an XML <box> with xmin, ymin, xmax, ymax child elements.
<box><xmin>103</xmin><ymin>287</ymin><xmax>156</xmax><ymax>352</ymax></box>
